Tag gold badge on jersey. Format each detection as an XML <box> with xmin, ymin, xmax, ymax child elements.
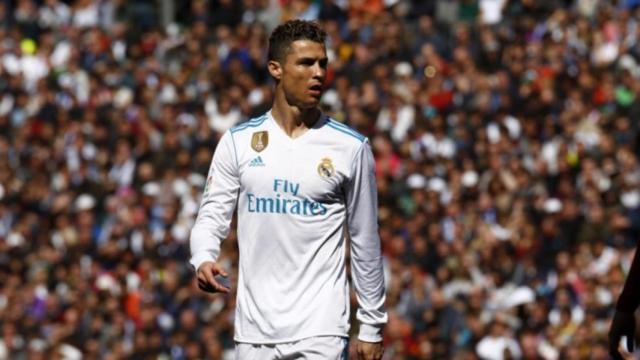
<box><xmin>317</xmin><ymin>158</ymin><xmax>335</xmax><ymax>178</ymax></box>
<box><xmin>251</xmin><ymin>131</ymin><xmax>268</xmax><ymax>152</ymax></box>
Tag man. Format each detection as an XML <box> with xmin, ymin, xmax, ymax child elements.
<box><xmin>609</xmin><ymin>247</ymin><xmax>640</xmax><ymax>359</ymax></box>
<box><xmin>189</xmin><ymin>20</ymin><xmax>387</xmax><ymax>360</ymax></box>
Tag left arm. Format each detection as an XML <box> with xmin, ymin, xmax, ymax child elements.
<box><xmin>345</xmin><ymin>140</ymin><xmax>388</xmax><ymax>352</ymax></box>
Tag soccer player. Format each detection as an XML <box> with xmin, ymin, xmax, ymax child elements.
<box><xmin>610</xmin><ymin>247</ymin><xmax>640</xmax><ymax>359</ymax></box>
<box><xmin>189</xmin><ymin>20</ymin><xmax>387</xmax><ymax>360</ymax></box>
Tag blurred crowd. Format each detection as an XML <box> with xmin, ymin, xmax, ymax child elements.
<box><xmin>1</xmin><ymin>0</ymin><xmax>640</xmax><ymax>359</ymax></box>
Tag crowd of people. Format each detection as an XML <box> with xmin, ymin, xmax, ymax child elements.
<box><xmin>1</xmin><ymin>0</ymin><xmax>640</xmax><ymax>359</ymax></box>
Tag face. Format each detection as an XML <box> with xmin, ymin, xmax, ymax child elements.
<box><xmin>269</xmin><ymin>39</ymin><xmax>328</xmax><ymax>109</ymax></box>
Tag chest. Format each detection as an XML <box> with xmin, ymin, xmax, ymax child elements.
<box><xmin>237</xmin><ymin>137</ymin><xmax>350</xmax><ymax>201</ymax></box>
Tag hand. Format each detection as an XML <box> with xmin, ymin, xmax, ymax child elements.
<box><xmin>609</xmin><ymin>310</ymin><xmax>636</xmax><ymax>360</ymax></box>
<box><xmin>356</xmin><ymin>340</ymin><xmax>384</xmax><ymax>360</ymax></box>
<box><xmin>196</xmin><ymin>261</ymin><xmax>230</xmax><ymax>294</ymax></box>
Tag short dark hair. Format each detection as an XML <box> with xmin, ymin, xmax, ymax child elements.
<box><xmin>268</xmin><ymin>20</ymin><xmax>326</xmax><ymax>62</ymax></box>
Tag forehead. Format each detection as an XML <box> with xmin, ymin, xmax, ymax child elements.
<box><xmin>285</xmin><ymin>39</ymin><xmax>326</xmax><ymax>60</ymax></box>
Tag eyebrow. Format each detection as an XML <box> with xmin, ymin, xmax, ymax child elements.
<box><xmin>297</xmin><ymin>56</ymin><xmax>328</xmax><ymax>64</ymax></box>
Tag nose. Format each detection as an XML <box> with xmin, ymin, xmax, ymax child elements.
<box><xmin>312</xmin><ymin>62</ymin><xmax>326</xmax><ymax>80</ymax></box>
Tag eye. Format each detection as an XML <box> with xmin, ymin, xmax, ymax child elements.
<box><xmin>300</xmin><ymin>58</ymin><xmax>315</xmax><ymax>66</ymax></box>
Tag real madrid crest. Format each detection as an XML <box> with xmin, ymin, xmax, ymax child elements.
<box><xmin>251</xmin><ymin>131</ymin><xmax>268</xmax><ymax>152</ymax></box>
<box><xmin>317</xmin><ymin>158</ymin><xmax>335</xmax><ymax>178</ymax></box>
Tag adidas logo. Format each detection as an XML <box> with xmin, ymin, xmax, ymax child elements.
<box><xmin>249</xmin><ymin>156</ymin><xmax>265</xmax><ymax>167</ymax></box>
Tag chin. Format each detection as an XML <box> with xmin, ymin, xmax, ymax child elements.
<box><xmin>300</xmin><ymin>100</ymin><xmax>321</xmax><ymax>109</ymax></box>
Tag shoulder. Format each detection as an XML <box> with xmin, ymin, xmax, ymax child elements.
<box><xmin>322</xmin><ymin>117</ymin><xmax>368</xmax><ymax>146</ymax></box>
<box><xmin>230</xmin><ymin>113</ymin><xmax>269</xmax><ymax>135</ymax></box>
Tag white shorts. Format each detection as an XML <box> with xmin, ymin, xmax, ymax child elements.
<box><xmin>235</xmin><ymin>336</ymin><xmax>348</xmax><ymax>360</ymax></box>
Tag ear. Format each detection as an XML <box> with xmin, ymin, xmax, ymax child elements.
<box><xmin>268</xmin><ymin>60</ymin><xmax>282</xmax><ymax>81</ymax></box>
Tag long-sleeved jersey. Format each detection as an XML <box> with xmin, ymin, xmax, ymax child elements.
<box><xmin>189</xmin><ymin>110</ymin><xmax>387</xmax><ymax>344</ymax></box>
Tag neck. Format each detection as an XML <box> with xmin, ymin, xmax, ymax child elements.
<box><xmin>271</xmin><ymin>93</ymin><xmax>320</xmax><ymax>138</ymax></box>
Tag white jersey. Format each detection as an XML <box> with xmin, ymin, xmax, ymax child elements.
<box><xmin>189</xmin><ymin>110</ymin><xmax>387</xmax><ymax>344</ymax></box>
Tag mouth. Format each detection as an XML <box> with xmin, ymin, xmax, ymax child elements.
<box><xmin>308</xmin><ymin>84</ymin><xmax>323</xmax><ymax>97</ymax></box>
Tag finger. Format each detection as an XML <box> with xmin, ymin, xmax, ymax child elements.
<box><xmin>197</xmin><ymin>263</ymin><xmax>216</xmax><ymax>280</ymax></box>
<box><xmin>196</xmin><ymin>265</ymin><xmax>217</xmax><ymax>293</ymax></box>
<box><xmin>209</xmin><ymin>278</ymin><xmax>230</xmax><ymax>293</ymax></box>
<box><xmin>208</xmin><ymin>274</ymin><xmax>230</xmax><ymax>293</ymax></box>
<box><xmin>197</xmin><ymin>278</ymin><xmax>217</xmax><ymax>293</ymax></box>
<box><xmin>196</xmin><ymin>274</ymin><xmax>211</xmax><ymax>287</ymax></box>
<box><xmin>209</xmin><ymin>264</ymin><xmax>231</xmax><ymax>291</ymax></box>
<box><xmin>202</xmin><ymin>266</ymin><xmax>230</xmax><ymax>293</ymax></box>
<box><xmin>356</xmin><ymin>344</ymin><xmax>364</xmax><ymax>360</ymax></box>
<box><xmin>213</xmin><ymin>263</ymin><xmax>229</xmax><ymax>277</ymax></box>
<box><xmin>359</xmin><ymin>348</ymin><xmax>372</xmax><ymax>360</ymax></box>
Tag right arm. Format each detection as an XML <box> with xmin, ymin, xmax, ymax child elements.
<box><xmin>189</xmin><ymin>131</ymin><xmax>240</xmax><ymax>292</ymax></box>
<box><xmin>610</xmin><ymin>246</ymin><xmax>640</xmax><ymax>359</ymax></box>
